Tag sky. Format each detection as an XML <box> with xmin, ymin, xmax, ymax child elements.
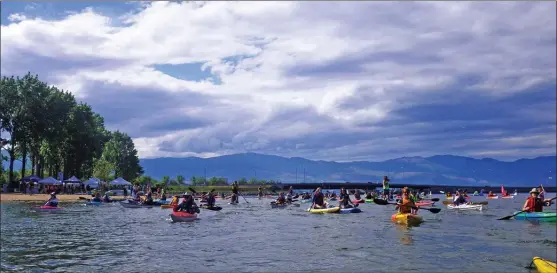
<box><xmin>1</xmin><ymin>1</ymin><xmax>556</xmax><ymax>162</ymax></box>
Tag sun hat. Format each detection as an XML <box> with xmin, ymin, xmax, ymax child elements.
<box><xmin>529</xmin><ymin>188</ymin><xmax>539</xmax><ymax>194</ymax></box>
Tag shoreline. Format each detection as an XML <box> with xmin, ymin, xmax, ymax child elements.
<box><xmin>0</xmin><ymin>193</ymin><xmax>128</xmax><ymax>203</ymax></box>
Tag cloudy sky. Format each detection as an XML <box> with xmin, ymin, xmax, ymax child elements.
<box><xmin>1</xmin><ymin>2</ymin><xmax>556</xmax><ymax>162</ymax></box>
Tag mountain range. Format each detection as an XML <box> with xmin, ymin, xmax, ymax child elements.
<box><xmin>139</xmin><ymin>153</ymin><xmax>556</xmax><ymax>186</ymax></box>
<box><xmin>3</xmin><ymin>152</ymin><xmax>555</xmax><ymax>186</ymax></box>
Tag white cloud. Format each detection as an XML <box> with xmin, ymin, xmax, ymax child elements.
<box><xmin>1</xmin><ymin>2</ymin><xmax>556</xmax><ymax>161</ymax></box>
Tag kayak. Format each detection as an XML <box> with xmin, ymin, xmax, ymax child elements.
<box><xmin>120</xmin><ymin>202</ymin><xmax>154</xmax><ymax>208</ymax></box>
<box><xmin>170</xmin><ymin>211</ymin><xmax>198</xmax><ymax>222</ymax></box>
<box><xmin>307</xmin><ymin>206</ymin><xmax>340</xmax><ymax>214</ymax></box>
<box><xmin>353</xmin><ymin>199</ymin><xmax>365</xmax><ymax>204</ymax></box>
<box><xmin>501</xmin><ymin>195</ymin><xmax>514</xmax><ymax>199</ymax></box>
<box><xmin>301</xmin><ymin>199</ymin><xmax>311</xmax><ymax>203</ymax></box>
<box><xmin>161</xmin><ymin>204</ymin><xmax>176</xmax><ymax>209</ymax></box>
<box><xmin>445</xmin><ymin>196</ymin><xmax>453</xmax><ymax>200</ymax></box>
<box><xmin>533</xmin><ymin>257</ymin><xmax>556</xmax><ymax>273</ymax></box>
<box><xmin>328</xmin><ymin>198</ymin><xmax>337</xmax><ymax>201</ymax></box>
<box><xmin>271</xmin><ymin>203</ymin><xmax>288</xmax><ymax>209</ymax></box>
<box><xmin>154</xmin><ymin>199</ymin><xmax>170</xmax><ymax>204</ymax></box>
<box><xmin>31</xmin><ymin>206</ymin><xmax>63</xmax><ymax>212</ymax></box>
<box><xmin>487</xmin><ymin>195</ymin><xmax>499</xmax><ymax>199</ymax></box>
<box><xmin>391</xmin><ymin>213</ymin><xmax>423</xmax><ymax>226</ymax></box>
<box><xmin>340</xmin><ymin>207</ymin><xmax>362</xmax><ymax>214</ymax></box>
<box><xmin>447</xmin><ymin>204</ymin><xmax>484</xmax><ymax>211</ymax></box>
<box><xmin>200</xmin><ymin>205</ymin><xmax>222</xmax><ymax>211</ymax></box>
<box><xmin>513</xmin><ymin>212</ymin><xmax>557</xmax><ymax>222</ymax></box>
<box><xmin>365</xmin><ymin>199</ymin><xmax>374</xmax><ymax>203</ymax></box>
<box><xmin>415</xmin><ymin>201</ymin><xmax>434</xmax><ymax>206</ymax></box>
<box><xmin>85</xmin><ymin>201</ymin><xmax>103</xmax><ymax>206</ymax></box>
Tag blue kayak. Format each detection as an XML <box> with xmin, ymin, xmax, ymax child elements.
<box><xmin>85</xmin><ymin>201</ymin><xmax>103</xmax><ymax>206</ymax></box>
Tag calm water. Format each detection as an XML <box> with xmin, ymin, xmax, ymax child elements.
<box><xmin>1</xmin><ymin>194</ymin><xmax>556</xmax><ymax>272</ymax></box>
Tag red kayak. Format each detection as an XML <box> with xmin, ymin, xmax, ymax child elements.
<box><xmin>353</xmin><ymin>199</ymin><xmax>365</xmax><ymax>204</ymax></box>
<box><xmin>170</xmin><ymin>211</ymin><xmax>198</xmax><ymax>222</ymax></box>
<box><xmin>32</xmin><ymin>206</ymin><xmax>63</xmax><ymax>212</ymax></box>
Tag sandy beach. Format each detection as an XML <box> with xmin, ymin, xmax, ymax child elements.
<box><xmin>0</xmin><ymin>193</ymin><xmax>127</xmax><ymax>203</ymax></box>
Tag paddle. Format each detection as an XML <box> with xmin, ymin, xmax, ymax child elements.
<box><xmin>238</xmin><ymin>191</ymin><xmax>250</xmax><ymax>204</ymax></box>
<box><xmin>498</xmin><ymin>196</ymin><xmax>557</xmax><ymax>220</ymax></box>
<box><xmin>373</xmin><ymin>198</ymin><xmax>441</xmax><ymax>214</ymax></box>
<box><xmin>431</xmin><ymin>198</ymin><xmax>440</xmax><ymax>202</ymax></box>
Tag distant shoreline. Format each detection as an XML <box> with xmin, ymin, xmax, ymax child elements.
<box><xmin>0</xmin><ymin>193</ymin><xmax>127</xmax><ymax>203</ymax></box>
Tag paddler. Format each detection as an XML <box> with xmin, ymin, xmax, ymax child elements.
<box><xmin>312</xmin><ymin>187</ymin><xmax>329</xmax><ymax>209</ymax></box>
<box><xmin>397</xmin><ymin>187</ymin><xmax>419</xmax><ymax>215</ymax></box>
<box><xmin>286</xmin><ymin>192</ymin><xmax>293</xmax><ymax>203</ymax></box>
<box><xmin>522</xmin><ymin>188</ymin><xmax>553</xmax><ymax>212</ymax></box>
<box><xmin>257</xmin><ymin>187</ymin><xmax>264</xmax><ymax>199</ymax></box>
<box><xmin>143</xmin><ymin>191</ymin><xmax>154</xmax><ymax>205</ymax></box>
<box><xmin>175</xmin><ymin>193</ymin><xmax>200</xmax><ymax>214</ymax></box>
<box><xmin>231</xmin><ymin>181</ymin><xmax>239</xmax><ymax>204</ymax></box>
<box><xmin>382</xmin><ymin>176</ymin><xmax>390</xmax><ymax>200</ymax></box>
<box><xmin>487</xmin><ymin>191</ymin><xmax>496</xmax><ymax>197</ymax></box>
<box><xmin>45</xmin><ymin>192</ymin><xmax>59</xmax><ymax>207</ymax></box>
<box><xmin>102</xmin><ymin>192</ymin><xmax>111</xmax><ymax>203</ymax></box>
<box><xmin>92</xmin><ymin>192</ymin><xmax>102</xmax><ymax>202</ymax></box>
<box><xmin>160</xmin><ymin>187</ymin><xmax>167</xmax><ymax>201</ymax></box>
<box><xmin>330</xmin><ymin>191</ymin><xmax>337</xmax><ymax>199</ymax></box>
<box><xmin>453</xmin><ymin>190</ymin><xmax>468</xmax><ymax>206</ymax></box>
<box><xmin>206</xmin><ymin>191</ymin><xmax>216</xmax><ymax>208</ymax></box>
<box><xmin>276</xmin><ymin>193</ymin><xmax>287</xmax><ymax>204</ymax></box>
<box><xmin>170</xmin><ymin>195</ymin><xmax>179</xmax><ymax>205</ymax></box>
<box><xmin>365</xmin><ymin>191</ymin><xmax>373</xmax><ymax>199</ymax></box>
<box><xmin>354</xmin><ymin>189</ymin><xmax>362</xmax><ymax>201</ymax></box>
<box><xmin>339</xmin><ymin>188</ymin><xmax>355</xmax><ymax>209</ymax></box>
<box><xmin>288</xmin><ymin>186</ymin><xmax>294</xmax><ymax>196</ymax></box>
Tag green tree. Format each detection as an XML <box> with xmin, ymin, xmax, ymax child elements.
<box><xmin>176</xmin><ymin>175</ymin><xmax>185</xmax><ymax>184</ymax></box>
<box><xmin>102</xmin><ymin>131</ymin><xmax>143</xmax><ymax>181</ymax></box>
<box><xmin>161</xmin><ymin>175</ymin><xmax>170</xmax><ymax>185</ymax></box>
<box><xmin>93</xmin><ymin>158</ymin><xmax>114</xmax><ymax>182</ymax></box>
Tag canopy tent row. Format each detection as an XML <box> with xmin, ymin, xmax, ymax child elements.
<box><xmin>83</xmin><ymin>178</ymin><xmax>102</xmax><ymax>188</ymax></box>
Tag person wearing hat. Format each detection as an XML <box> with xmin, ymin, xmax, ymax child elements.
<box><xmin>522</xmin><ymin>188</ymin><xmax>553</xmax><ymax>212</ymax></box>
<box><xmin>382</xmin><ymin>176</ymin><xmax>390</xmax><ymax>200</ymax></box>
<box><xmin>45</xmin><ymin>192</ymin><xmax>59</xmax><ymax>207</ymax></box>
<box><xmin>174</xmin><ymin>193</ymin><xmax>199</xmax><ymax>213</ymax></box>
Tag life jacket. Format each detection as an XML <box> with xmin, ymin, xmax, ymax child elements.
<box><xmin>525</xmin><ymin>197</ymin><xmax>544</xmax><ymax>212</ymax></box>
<box><xmin>313</xmin><ymin>192</ymin><xmax>324</xmax><ymax>205</ymax></box>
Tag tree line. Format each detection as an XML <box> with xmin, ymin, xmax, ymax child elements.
<box><xmin>0</xmin><ymin>73</ymin><xmax>143</xmax><ymax>184</ymax></box>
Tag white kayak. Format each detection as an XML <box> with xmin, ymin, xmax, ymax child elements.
<box><xmin>447</xmin><ymin>204</ymin><xmax>484</xmax><ymax>211</ymax></box>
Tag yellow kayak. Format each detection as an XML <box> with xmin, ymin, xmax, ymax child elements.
<box><xmin>533</xmin><ymin>257</ymin><xmax>557</xmax><ymax>273</ymax></box>
<box><xmin>391</xmin><ymin>213</ymin><xmax>423</xmax><ymax>226</ymax></box>
<box><xmin>307</xmin><ymin>206</ymin><xmax>340</xmax><ymax>214</ymax></box>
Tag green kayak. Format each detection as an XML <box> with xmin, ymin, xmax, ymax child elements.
<box><xmin>513</xmin><ymin>211</ymin><xmax>556</xmax><ymax>222</ymax></box>
<box><xmin>365</xmin><ymin>199</ymin><xmax>374</xmax><ymax>203</ymax></box>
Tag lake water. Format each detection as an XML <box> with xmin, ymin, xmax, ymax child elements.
<box><xmin>1</xmin><ymin>194</ymin><xmax>556</xmax><ymax>272</ymax></box>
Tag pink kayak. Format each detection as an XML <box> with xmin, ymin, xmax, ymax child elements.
<box><xmin>31</xmin><ymin>206</ymin><xmax>63</xmax><ymax>212</ymax></box>
<box><xmin>353</xmin><ymin>199</ymin><xmax>365</xmax><ymax>204</ymax></box>
<box><xmin>415</xmin><ymin>201</ymin><xmax>435</xmax><ymax>206</ymax></box>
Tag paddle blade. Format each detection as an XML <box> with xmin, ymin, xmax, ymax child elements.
<box><xmin>210</xmin><ymin>189</ymin><xmax>216</xmax><ymax>193</ymax></box>
<box><xmin>373</xmin><ymin>199</ymin><xmax>389</xmax><ymax>205</ymax></box>
<box><xmin>188</xmin><ymin>187</ymin><xmax>197</xmax><ymax>194</ymax></box>
<box><xmin>427</xmin><ymin>208</ymin><xmax>441</xmax><ymax>214</ymax></box>
<box><xmin>431</xmin><ymin>198</ymin><xmax>440</xmax><ymax>202</ymax></box>
<box><xmin>442</xmin><ymin>201</ymin><xmax>451</xmax><ymax>205</ymax></box>
<box><xmin>497</xmin><ymin>215</ymin><xmax>515</xmax><ymax>220</ymax></box>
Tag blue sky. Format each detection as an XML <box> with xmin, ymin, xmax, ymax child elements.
<box><xmin>1</xmin><ymin>2</ymin><xmax>556</xmax><ymax>161</ymax></box>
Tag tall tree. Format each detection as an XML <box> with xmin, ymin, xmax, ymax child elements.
<box><xmin>102</xmin><ymin>131</ymin><xmax>143</xmax><ymax>181</ymax></box>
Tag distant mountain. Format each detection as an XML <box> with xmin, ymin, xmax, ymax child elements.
<box><xmin>3</xmin><ymin>151</ymin><xmax>555</xmax><ymax>186</ymax></box>
<box><xmin>138</xmin><ymin>153</ymin><xmax>557</xmax><ymax>186</ymax></box>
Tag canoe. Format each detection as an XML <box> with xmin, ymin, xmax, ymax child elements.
<box><xmin>353</xmin><ymin>199</ymin><xmax>365</xmax><ymax>204</ymax></box>
<box><xmin>391</xmin><ymin>213</ymin><xmax>423</xmax><ymax>226</ymax></box>
<box><xmin>170</xmin><ymin>211</ymin><xmax>198</xmax><ymax>222</ymax></box>
<box><xmin>31</xmin><ymin>206</ymin><xmax>63</xmax><ymax>212</ymax></box>
<box><xmin>513</xmin><ymin>212</ymin><xmax>557</xmax><ymax>222</ymax></box>
<box><xmin>487</xmin><ymin>195</ymin><xmax>499</xmax><ymax>199</ymax></box>
<box><xmin>501</xmin><ymin>195</ymin><xmax>515</xmax><ymax>199</ymax></box>
<box><xmin>447</xmin><ymin>204</ymin><xmax>483</xmax><ymax>211</ymax></box>
<box><xmin>307</xmin><ymin>206</ymin><xmax>340</xmax><ymax>214</ymax></box>
<box><xmin>340</xmin><ymin>207</ymin><xmax>362</xmax><ymax>214</ymax></box>
<box><xmin>533</xmin><ymin>257</ymin><xmax>556</xmax><ymax>273</ymax></box>
<box><xmin>415</xmin><ymin>201</ymin><xmax>434</xmax><ymax>206</ymax></box>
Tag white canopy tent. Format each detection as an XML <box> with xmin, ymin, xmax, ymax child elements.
<box><xmin>83</xmin><ymin>178</ymin><xmax>101</xmax><ymax>188</ymax></box>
